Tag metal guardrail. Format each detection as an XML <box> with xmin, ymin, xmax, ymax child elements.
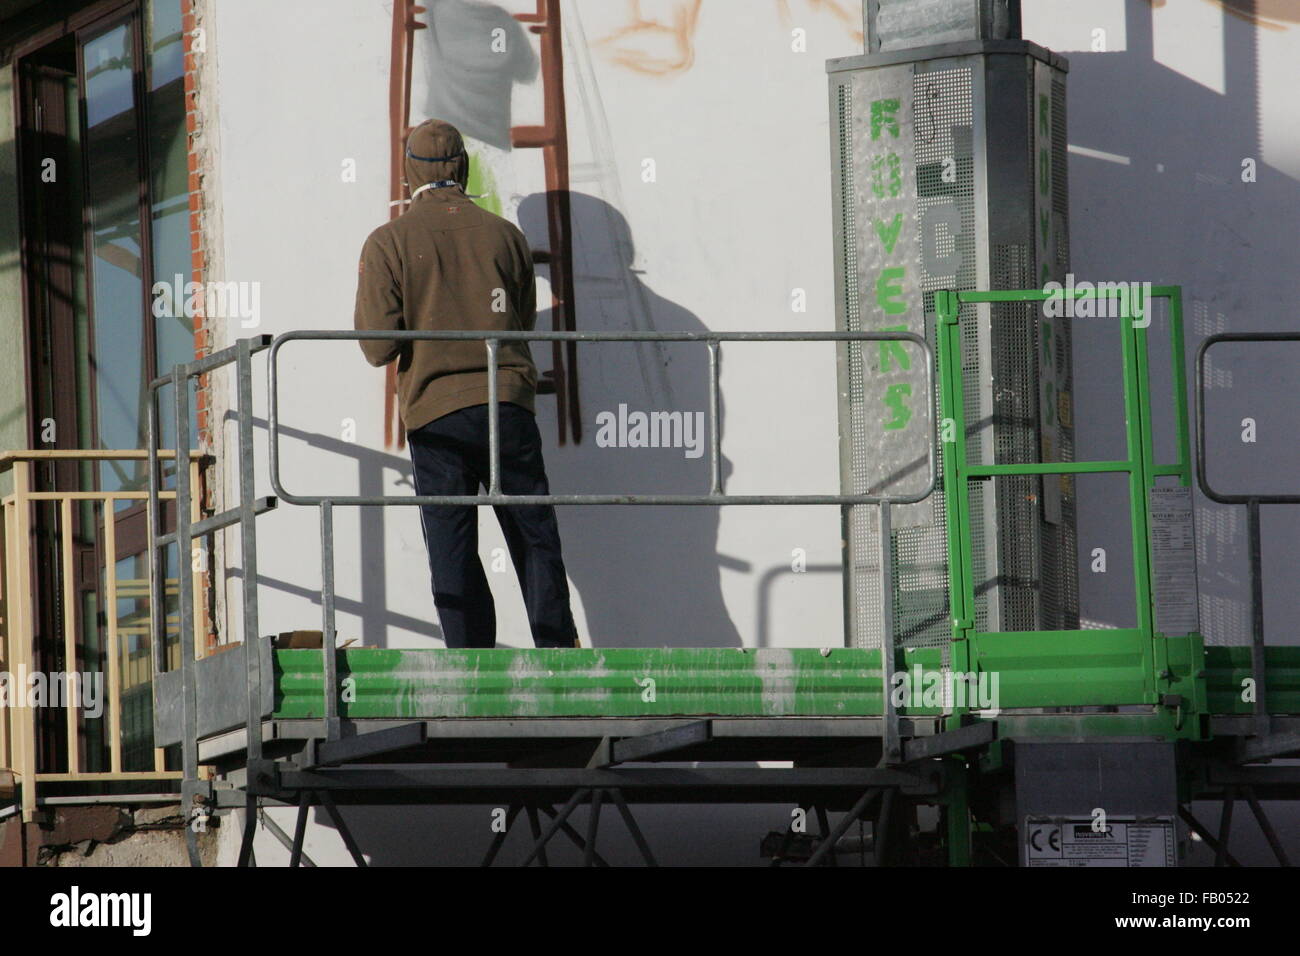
<box><xmin>148</xmin><ymin>329</ymin><xmax>937</xmax><ymax>863</ymax></box>
<box><xmin>1195</xmin><ymin>332</ymin><xmax>1299</xmax><ymax>741</ymax></box>
<box><xmin>1</xmin><ymin>450</ymin><xmax>189</xmax><ymax>821</ymax></box>
<box><xmin>267</xmin><ymin>330</ymin><xmax>936</xmax><ymax>506</ymax></box>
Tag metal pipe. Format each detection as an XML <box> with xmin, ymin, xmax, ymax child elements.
<box><xmin>173</xmin><ymin>368</ymin><xmax>202</xmax><ymax>867</ymax></box>
<box><xmin>1195</xmin><ymin>333</ymin><xmax>1300</xmax><ymax>505</ymax></box>
<box><xmin>1248</xmin><ymin>499</ymin><xmax>1268</xmax><ymax>738</ymax></box>
<box><xmin>707</xmin><ymin>339</ymin><xmax>722</xmax><ymax>496</ymax></box>
<box><xmin>879</xmin><ymin>501</ymin><xmax>899</xmax><ymax>764</ymax></box>
<box><xmin>487</xmin><ymin>339</ymin><xmax>500</xmax><ymax>497</ymax></box>
<box><xmin>320</xmin><ymin>500</ymin><xmax>340</xmax><ymax>741</ymax></box>
<box><xmin>147</xmin><ymin>334</ymin><xmax>272</xmax><ymax>392</ymax></box>
<box><xmin>266</xmin><ymin>329</ymin><xmax>936</xmax><ymax>509</ymax></box>
<box><xmin>237</xmin><ymin>341</ymin><xmax>265</xmax><ymax>763</ymax></box>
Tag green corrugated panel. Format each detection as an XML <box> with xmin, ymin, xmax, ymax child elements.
<box><xmin>1205</xmin><ymin>646</ymin><xmax>1300</xmax><ymax>715</ymax></box>
<box><xmin>272</xmin><ymin>647</ymin><xmax>946</xmax><ymax>719</ymax></box>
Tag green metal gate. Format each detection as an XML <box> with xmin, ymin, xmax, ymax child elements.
<box><xmin>935</xmin><ymin>285</ymin><xmax>1206</xmax><ymax>734</ymax></box>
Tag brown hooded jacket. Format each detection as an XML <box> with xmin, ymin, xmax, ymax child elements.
<box><xmin>354</xmin><ymin>119</ymin><xmax>539</xmax><ymax>431</ymax></box>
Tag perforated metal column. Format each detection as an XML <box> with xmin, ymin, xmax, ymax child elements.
<box><xmin>829</xmin><ymin>42</ymin><xmax>1078</xmax><ymax>655</ymax></box>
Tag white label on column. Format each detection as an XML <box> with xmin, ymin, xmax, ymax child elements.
<box><xmin>1150</xmin><ymin>485</ymin><xmax>1201</xmax><ymax>636</ymax></box>
<box><xmin>1025</xmin><ymin>817</ymin><xmax>1176</xmax><ymax>867</ymax></box>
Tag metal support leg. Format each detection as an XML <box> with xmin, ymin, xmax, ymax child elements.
<box><xmin>237</xmin><ymin>795</ymin><xmax>257</xmax><ymax>868</ymax></box>
<box><xmin>1179</xmin><ymin>806</ymin><xmax>1242</xmax><ymax>867</ymax></box>
<box><xmin>290</xmin><ymin>791</ymin><xmax>312</xmax><ymax>868</ymax></box>
<box><xmin>526</xmin><ymin>806</ymin><xmax>549</xmax><ymax>867</ymax></box>
<box><xmin>253</xmin><ymin>801</ymin><xmax>316</xmax><ymax>868</ymax></box>
<box><xmin>583</xmin><ymin>789</ymin><xmax>603</xmax><ymax>867</ymax></box>
<box><xmin>237</xmin><ymin>340</ymin><xmax>265</xmax><ymax>766</ymax></box>
<box><xmin>806</xmin><ymin>788</ymin><xmax>879</xmax><ymax>867</ymax></box>
<box><xmin>607</xmin><ymin>788</ymin><xmax>657</xmax><ymax>866</ymax></box>
<box><xmin>815</xmin><ymin>805</ymin><xmax>838</xmax><ymax>867</ymax></box>
<box><xmin>319</xmin><ymin>792</ymin><xmax>368</xmax><ymax>867</ymax></box>
<box><xmin>538</xmin><ymin>801</ymin><xmax>611</xmax><ymax>866</ymax></box>
<box><xmin>521</xmin><ymin>789</ymin><xmax>587</xmax><ymax>866</ymax></box>
<box><xmin>480</xmin><ymin>804</ymin><xmax>523</xmax><ymax>867</ymax></box>
<box><xmin>1243</xmin><ymin>786</ymin><xmax>1290</xmax><ymax>867</ymax></box>
<box><xmin>173</xmin><ymin>370</ymin><xmax>202</xmax><ymax>868</ymax></box>
<box><xmin>874</xmin><ymin>786</ymin><xmax>896</xmax><ymax>865</ymax></box>
<box><xmin>1215</xmin><ymin>787</ymin><xmax>1235</xmax><ymax>868</ymax></box>
<box><xmin>945</xmin><ymin>757</ymin><xmax>971</xmax><ymax>867</ymax></box>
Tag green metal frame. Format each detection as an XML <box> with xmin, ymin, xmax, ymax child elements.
<box><xmin>934</xmin><ymin>285</ymin><xmax>1206</xmax><ymax>738</ymax></box>
<box><xmin>270</xmin><ymin>647</ymin><xmax>949</xmax><ymax>720</ymax></box>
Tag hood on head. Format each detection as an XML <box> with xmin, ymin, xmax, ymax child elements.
<box><xmin>404</xmin><ymin>118</ymin><xmax>469</xmax><ymax>195</ymax></box>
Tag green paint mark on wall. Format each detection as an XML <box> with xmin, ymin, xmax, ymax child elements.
<box><xmin>466</xmin><ymin>151</ymin><xmax>502</xmax><ymax>218</ymax></box>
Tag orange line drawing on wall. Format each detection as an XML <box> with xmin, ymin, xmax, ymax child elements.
<box><xmin>591</xmin><ymin>0</ymin><xmax>702</xmax><ymax>75</ymax></box>
<box><xmin>776</xmin><ymin>0</ymin><xmax>864</xmax><ymax>45</ymax></box>
<box><xmin>593</xmin><ymin>0</ymin><xmax>864</xmax><ymax>77</ymax></box>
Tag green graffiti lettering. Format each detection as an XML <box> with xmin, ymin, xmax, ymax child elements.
<box><xmin>883</xmin><ymin>383</ymin><xmax>913</xmax><ymax>431</ymax></box>
<box><xmin>878</xmin><ymin>324</ymin><xmax>911</xmax><ymax>372</ymax></box>
<box><xmin>871</xmin><ymin>98</ymin><xmax>901</xmax><ymax>140</ymax></box>
<box><xmin>874</xmin><ymin>213</ymin><xmax>903</xmax><ymax>254</ymax></box>
<box><xmin>876</xmin><ymin>267</ymin><xmax>906</xmax><ymax>315</ymax></box>
<box><xmin>870</xmin><ymin>153</ymin><xmax>902</xmax><ymax>199</ymax></box>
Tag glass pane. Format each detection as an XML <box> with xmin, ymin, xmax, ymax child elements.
<box><xmin>147</xmin><ymin>0</ymin><xmax>194</xmax><ymax>404</ymax></box>
<box><xmin>83</xmin><ymin>22</ymin><xmax>148</xmax><ymax>503</ymax></box>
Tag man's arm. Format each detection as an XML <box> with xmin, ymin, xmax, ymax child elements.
<box><xmin>354</xmin><ymin>231</ymin><xmax>404</xmax><ymax>366</ymax></box>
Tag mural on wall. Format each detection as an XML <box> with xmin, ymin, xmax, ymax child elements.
<box><xmin>591</xmin><ymin>0</ymin><xmax>861</xmax><ymax>76</ymax></box>
<box><xmin>381</xmin><ymin>0</ymin><xmax>870</xmax><ymax>451</ymax></box>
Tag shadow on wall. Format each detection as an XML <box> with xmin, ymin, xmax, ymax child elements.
<box><xmin>221</xmin><ymin>411</ymin><xmax>439</xmax><ymax>649</ymax></box>
<box><xmin>518</xmin><ymin>191</ymin><xmax>745</xmax><ymax>649</ymax></box>
<box><xmin>1064</xmin><ymin>0</ymin><xmax>1300</xmax><ymax>644</ymax></box>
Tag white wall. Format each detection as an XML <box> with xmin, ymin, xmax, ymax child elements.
<box><xmin>204</xmin><ymin>0</ymin><xmax>1300</xmax><ymax>864</ymax></box>
<box><xmin>211</xmin><ymin>0</ymin><xmax>863</xmax><ymax>655</ymax></box>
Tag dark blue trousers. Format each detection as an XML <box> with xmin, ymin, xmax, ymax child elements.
<box><xmin>407</xmin><ymin>402</ymin><xmax>579</xmax><ymax>648</ymax></box>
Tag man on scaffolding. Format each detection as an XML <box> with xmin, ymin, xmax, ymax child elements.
<box><xmin>354</xmin><ymin>118</ymin><xmax>580</xmax><ymax>649</ymax></box>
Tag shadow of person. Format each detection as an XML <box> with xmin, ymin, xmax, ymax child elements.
<box><xmin>517</xmin><ymin>191</ymin><xmax>744</xmax><ymax>648</ymax></box>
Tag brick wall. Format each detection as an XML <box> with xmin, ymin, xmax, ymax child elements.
<box><xmin>182</xmin><ymin>0</ymin><xmax>218</xmax><ymax>652</ymax></box>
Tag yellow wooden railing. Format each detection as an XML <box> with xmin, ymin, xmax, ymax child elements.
<box><xmin>0</xmin><ymin>450</ymin><xmax>203</xmax><ymax>821</ymax></box>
